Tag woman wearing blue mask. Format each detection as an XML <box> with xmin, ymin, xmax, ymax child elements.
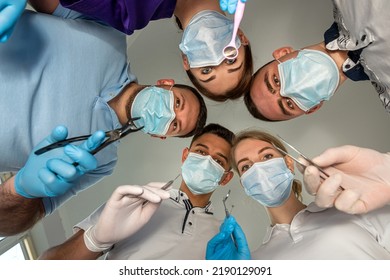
<box><xmin>206</xmin><ymin>129</ymin><xmax>390</xmax><ymax>260</ymax></box>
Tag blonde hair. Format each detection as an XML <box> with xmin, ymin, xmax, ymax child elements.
<box><xmin>231</xmin><ymin>129</ymin><xmax>303</xmax><ymax>201</ymax></box>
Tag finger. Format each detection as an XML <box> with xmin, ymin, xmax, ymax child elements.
<box><xmin>0</xmin><ymin>7</ymin><xmax>21</xmax><ymax>37</ymax></box>
<box><xmin>334</xmin><ymin>190</ymin><xmax>365</xmax><ymax>214</ymax></box>
<box><xmin>219</xmin><ymin>0</ymin><xmax>229</xmax><ymax>11</ymax></box>
<box><xmin>315</xmin><ymin>173</ymin><xmax>343</xmax><ymax>208</ymax></box>
<box><xmin>312</xmin><ymin>145</ymin><xmax>359</xmax><ymax>167</ymax></box>
<box><xmin>46</xmin><ymin>158</ymin><xmax>77</xmax><ymax>180</ymax></box>
<box><xmin>64</xmin><ymin>144</ymin><xmax>97</xmax><ymax>171</ymax></box>
<box><xmin>228</xmin><ymin>1</ymin><xmax>238</xmax><ymax>14</ymax></box>
<box><xmin>139</xmin><ymin>200</ymin><xmax>161</xmax><ymax>220</ymax></box>
<box><xmin>143</xmin><ymin>184</ymin><xmax>171</xmax><ymax>200</ymax></box>
<box><xmin>0</xmin><ymin>28</ymin><xmax>12</xmax><ymax>43</ymax></box>
<box><xmin>232</xmin><ymin>222</ymin><xmax>248</xmax><ymax>248</ymax></box>
<box><xmin>139</xmin><ymin>186</ymin><xmax>166</xmax><ymax>204</ymax></box>
<box><xmin>79</xmin><ymin>130</ymin><xmax>106</xmax><ymax>152</ymax></box>
<box><xmin>303</xmin><ymin>165</ymin><xmax>321</xmax><ymax>195</ymax></box>
<box><xmin>38</xmin><ymin>168</ymin><xmax>69</xmax><ymax>197</ymax></box>
<box><xmin>50</xmin><ymin>125</ymin><xmax>69</xmax><ymax>143</ymax></box>
<box><xmin>111</xmin><ymin>185</ymin><xmax>144</xmax><ymax>201</ymax></box>
<box><xmin>207</xmin><ymin>232</ymin><xmax>227</xmax><ymax>252</ymax></box>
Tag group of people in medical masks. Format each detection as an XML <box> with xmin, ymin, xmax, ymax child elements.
<box><xmin>1</xmin><ymin>0</ymin><xmax>390</xmax><ymax>261</ymax></box>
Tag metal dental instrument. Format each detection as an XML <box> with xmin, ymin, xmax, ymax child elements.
<box><xmin>34</xmin><ymin>117</ymin><xmax>143</xmax><ymax>157</ymax></box>
<box><xmin>222</xmin><ymin>189</ymin><xmax>233</xmax><ymax>218</ymax></box>
<box><xmin>142</xmin><ymin>174</ymin><xmax>181</xmax><ymax>207</ymax></box>
<box><xmin>273</xmin><ymin>135</ymin><xmax>344</xmax><ymax>190</ymax></box>
<box><xmin>222</xmin><ymin>1</ymin><xmax>246</xmax><ymax>60</ymax></box>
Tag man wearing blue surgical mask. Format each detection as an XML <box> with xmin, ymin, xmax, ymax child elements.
<box><xmin>0</xmin><ymin>1</ymin><xmax>207</xmax><ymax>237</ymax></box>
<box><xmin>246</xmin><ymin>1</ymin><xmax>390</xmax><ymax>122</ymax></box>
<box><xmin>39</xmin><ymin>123</ymin><xmax>235</xmax><ymax>260</ymax></box>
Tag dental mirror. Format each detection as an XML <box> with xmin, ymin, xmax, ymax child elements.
<box><xmin>222</xmin><ymin>1</ymin><xmax>246</xmax><ymax>60</ymax></box>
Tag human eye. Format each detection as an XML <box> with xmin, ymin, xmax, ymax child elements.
<box><xmin>214</xmin><ymin>158</ymin><xmax>225</xmax><ymax>168</ymax></box>
<box><xmin>225</xmin><ymin>58</ymin><xmax>236</xmax><ymax>65</ymax></box>
<box><xmin>273</xmin><ymin>74</ymin><xmax>280</xmax><ymax>87</ymax></box>
<box><xmin>240</xmin><ymin>163</ymin><xmax>251</xmax><ymax>174</ymax></box>
<box><xmin>175</xmin><ymin>97</ymin><xmax>181</xmax><ymax>108</ymax></box>
<box><xmin>194</xmin><ymin>149</ymin><xmax>207</xmax><ymax>156</ymax></box>
<box><xmin>201</xmin><ymin>67</ymin><xmax>212</xmax><ymax>74</ymax></box>
<box><xmin>286</xmin><ymin>98</ymin><xmax>294</xmax><ymax>109</ymax></box>
<box><xmin>171</xmin><ymin>120</ymin><xmax>178</xmax><ymax>131</ymax></box>
<box><xmin>262</xmin><ymin>153</ymin><xmax>274</xmax><ymax>161</ymax></box>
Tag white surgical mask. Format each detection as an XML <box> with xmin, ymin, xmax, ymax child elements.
<box><xmin>181</xmin><ymin>152</ymin><xmax>225</xmax><ymax>195</ymax></box>
<box><xmin>179</xmin><ymin>10</ymin><xmax>241</xmax><ymax>68</ymax></box>
<box><xmin>240</xmin><ymin>158</ymin><xmax>293</xmax><ymax>207</ymax></box>
<box><xmin>131</xmin><ymin>86</ymin><xmax>176</xmax><ymax>136</ymax></box>
<box><xmin>278</xmin><ymin>49</ymin><xmax>340</xmax><ymax>111</ymax></box>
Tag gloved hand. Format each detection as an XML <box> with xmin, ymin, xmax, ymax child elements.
<box><xmin>0</xmin><ymin>0</ymin><xmax>26</xmax><ymax>43</ymax></box>
<box><xmin>83</xmin><ymin>182</ymin><xmax>171</xmax><ymax>252</ymax></box>
<box><xmin>220</xmin><ymin>0</ymin><xmax>247</xmax><ymax>14</ymax></box>
<box><xmin>15</xmin><ymin>125</ymin><xmax>105</xmax><ymax>198</ymax></box>
<box><xmin>300</xmin><ymin>145</ymin><xmax>390</xmax><ymax>214</ymax></box>
<box><xmin>206</xmin><ymin>215</ymin><xmax>250</xmax><ymax>260</ymax></box>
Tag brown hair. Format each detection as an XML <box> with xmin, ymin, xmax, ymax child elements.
<box><xmin>186</xmin><ymin>43</ymin><xmax>254</xmax><ymax>102</ymax></box>
<box><xmin>231</xmin><ymin>129</ymin><xmax>303</xmax><ymax>201</ymax></box>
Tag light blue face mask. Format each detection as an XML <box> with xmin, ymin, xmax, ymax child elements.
<box><xmin>278</xmin><ymin>49</ymin><xmax>340</xmax><ymax>112</ymax></box>
<box><xmin>131</xmin><ymin>86</ymin><xmax>176</xmax><ymax>136</ymax></box>
<box><xmin>181</xmin><ymin>152</ymin><xmax>226</xmax><ymax>195</ymax></box>
<box><xmin>240</xmin><ymin>158</ymin><xmax>293</xmax><ymax>207</ymax></box>
<box><xmin>179</xmin><ymin>10</ymin><xmax>241</xmax><ymax>68</ymax></box>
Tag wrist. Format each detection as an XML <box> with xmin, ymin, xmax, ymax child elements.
<box><xmin>83</xmin><ymin>226</ymin><xmax>113</xmax><ymax>253</ymax></box>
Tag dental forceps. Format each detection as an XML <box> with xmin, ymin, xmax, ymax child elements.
<box><xmin>273</xmin><ymin>135</ymin><xmax>344</xmax><ymax>190</ymax></box>
<box><xmin>142</xmin><ymin>174</ymin><xmax>181</xmax><ymax>207</ymax></box>
<box><xmin>222</xmin><ymin>189</ymin><xmax>234</xmax><ymax>218</ymax></box>
<box><xmin>34</xmin><ymin>117</ymin><xmax>144</xmax><ymax>156</ymax></box>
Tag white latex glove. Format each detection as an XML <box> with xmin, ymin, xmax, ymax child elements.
<box><xmin>84</xmin><ymin>182</ymin><xmax>170</xmax><ymax>252</ymax></box>
<box><xmin>300</xmin><ymin>145</ymin><xmax>390</xmax><ymax>214</ymax></box>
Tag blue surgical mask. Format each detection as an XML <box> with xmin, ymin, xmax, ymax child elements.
<box><xmin>181</xmin><ymin>152</ymin><xmax>226</xmax><ymax>195</ymax></box>
<box><xmin>278</xmin><ymin>49</ymin><xmax>340</xmax><ymax>111</ymax></box>
<box><xmin>240</xmin><ymin>158</ymin><xmax>293</xmax><ymax>207</ymax></box>
<box><xmin>131</xmin><ymin>86</ymin><xmax>176</xmax><ymax>136</ymax></box>
<box><xmin>179</xmin><ymin>10</ymin><xmax>241</xmax><ymax>68</ymax></box>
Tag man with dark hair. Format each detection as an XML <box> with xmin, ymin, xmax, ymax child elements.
<box><xmin>246</xmin><ymin>1</ymin><xmax>390</xmax><ymax>122</ymax></box>
<box><xmin>39</xmin><ymin>123</ymin><xmax>235</xmax><ymax>260</ymax></box>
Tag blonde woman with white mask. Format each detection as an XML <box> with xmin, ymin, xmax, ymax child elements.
<box><xmin>206</xmin><ymin>129</ymin><xmax>390</xmax><ymax>260</ymax></box>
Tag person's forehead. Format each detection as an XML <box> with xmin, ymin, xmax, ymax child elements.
<box><xmin>192</xmin><ymin>133</ymin><xmax>231</xmax><ymax>153</ymax></box>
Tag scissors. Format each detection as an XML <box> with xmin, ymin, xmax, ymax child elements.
<box><xmin>273</xmin><ymin>135</ymin><xmax>344</xmax><ymax>190</ymax></box>
<box><xmin>34</xmin><ymin>117</ymin><xmax>144</xmax><ymax>158</ymax></box>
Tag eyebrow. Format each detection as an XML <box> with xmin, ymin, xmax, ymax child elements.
<box><xmin>199</xmin><ymin>62</ymin><xmax>243</xmax><ymax>83</ymax></box>
<box><xmin>264</xmin><ymin>71</ymin><xmax>275</xmax><ymax>94</ymax></box>
<box><xmin>195</xmin><ymin>143</ymin><xmax>229</xmax><ymax>164</ymax></box>
<box><xmin>236</xmin><ymin>146</ymin><xmax>274</xmax><ymax>167</ymax></box>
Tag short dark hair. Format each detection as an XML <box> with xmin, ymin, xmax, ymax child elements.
<box><xmin>244</xmin><ymin>59</ymin><xmax>282</xmax><ymax>122</ymax></box>
<box><xmin>187</xmin><ymin>43</ymin><xmax>254</xmax><ymax>102</ymax></box>
<box><xmin>190</xmin><ymin>123</ymin><xmax>235</xmax><ymax>148</ymax></box>
<box><xmin>174</xmin><ymin>84</ymin><xmax>208</xmax><ymax>138</ymax></box>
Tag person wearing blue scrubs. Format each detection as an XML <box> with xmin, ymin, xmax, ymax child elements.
<box><xmin>0</xmin><ymin>1</ymin><xmax>207</xmax><ymax>237</ymax></box>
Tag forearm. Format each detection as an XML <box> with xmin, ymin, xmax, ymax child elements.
<box><xmin>38</xmin><ymin>229</ymin><xmax>102</xmax><ymax>260</ymax></box>
<box><xmin>28</xmin><ymin>0</ymin><xmax>59</xmax><ymax>14</ymax></box>
<box><xmin>0</xmin><ymin>176</ymin><xmax>45</xmax><ymax>236</ymax></box>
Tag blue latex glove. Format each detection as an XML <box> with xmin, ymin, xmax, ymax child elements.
<box><xmin>15</xmin><ymin>125</ymin><xmax>106</xmax><ymax>198</ymax></box>
<box><xmin>0</xmin><ymin>0</ymin><xmax>26</xmax><ymax>43</ymax></box>
<box><xmin>220</xmin><ymin>0</ymin><xmax>247</xmax><ymax>14</ymax></box>
<box><xmin>206</xmin><ymin>215</ymin><xmax>251</xmax><ymax>260</ymax></box>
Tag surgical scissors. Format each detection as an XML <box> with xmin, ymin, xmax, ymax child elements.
<box><xmin>34</xmin><ymin>117</ymin><xmax>144</xmax><ymax>157</ymax></box>
<box><xmin>273</xmin><ymin>135</ymin><xmax>344</xmax><ymax>190</ymax></box>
